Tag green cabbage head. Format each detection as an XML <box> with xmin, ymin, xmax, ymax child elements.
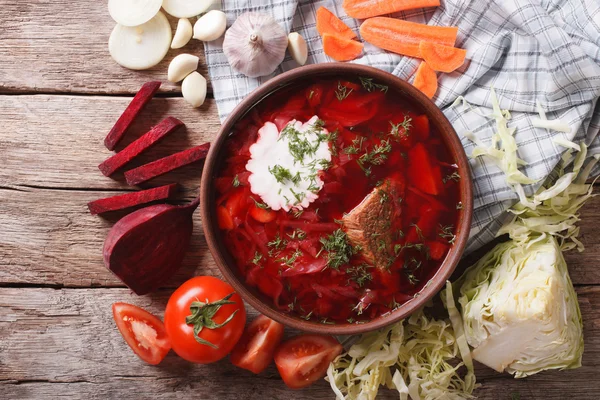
<box><xmin>458</xmin><ymin>235</ymin><xmax>583</xmax><ymax>378</ymax></box>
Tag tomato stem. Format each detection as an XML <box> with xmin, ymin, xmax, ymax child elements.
<box><xmin>186</xmin><ymin>292</ymin><xmax>239</xmax><ymax>349</ymax></box>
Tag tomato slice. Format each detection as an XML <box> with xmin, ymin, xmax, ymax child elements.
<box><xmin>112</xmin><ymin>302</ymin><xmax>171</xmax><ymax>365</ymax></box>
<box><xmin>230</xmin><ymin>315</ymin><xmax>285</xmax><ymax>374</ymax></box>
<box><xmin>274</xmin><ymin>335</ymin><xmax>343</xmax><ymax>389</ymax></box>
<box><xmin>249</xmin><ymin>202</ymin><xmax>277</xmax><ymax>223</ymax></box>
<box><xmin>407</xmin><ymin>143</ymin><xmax>443</xmax><ymax>195</ymax></box>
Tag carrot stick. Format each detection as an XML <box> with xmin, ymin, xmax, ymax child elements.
<box><xmin>413</xmin><ymin>61</ymin><xmax>438</xmax><ymax>99</ymax></box>
<box><xmin>322</xmin><ymin>33</ymin><xmax>364</xmax><ymax>61</ymax></box>
<box><xmin>316</xmin><ymin>7</ymin><xmax>357</xmax><ymax>40</ymax></box>
<box><xmin>419</xmin><ymin>41</ymin><xmax>467</xmax><ymax>73</ymax></box>
<box><xmin>344</xmin><ymin>0</ymin><xmax>440</xmax><ymax>19</ymax></box>
<box><xmin>360</xmin><ymin>17</ymin><xmax>458</xmax><ymax>58</ymax></box>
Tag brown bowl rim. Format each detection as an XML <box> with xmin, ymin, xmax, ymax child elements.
<box><xmin>200</xmin><ymin>63</ymin><xmax>473</xmax><ymax>335</ymax></box>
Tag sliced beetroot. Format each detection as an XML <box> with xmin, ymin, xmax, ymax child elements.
<box><xmin>104</xmin><ymin>81</ymin><xmax>161</xmax><ymax>151</ymax></box>
<box><xmin>87</xmin><ymin>183</ymin><xmax>178</xmax><ymax>215</ymax></box>
<box><xmin>103</xmin><ymin>198</ymin><xmax>199</xmax><ymax>295</ymax></box>
<box><xmin>99</xmin><ymin>117</ymin><xmax>184</xmax><ymax>177</ymax></box>
<box><xmin>124</xmin><ymin>143</ymin><xmax>210</xmax><ymax>186</ymax></box>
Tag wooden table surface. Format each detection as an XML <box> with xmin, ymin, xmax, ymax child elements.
<box><xmin>1</xmin><ymin>2</ymin><xmax>599</xmax><ymax>399</ymax></box>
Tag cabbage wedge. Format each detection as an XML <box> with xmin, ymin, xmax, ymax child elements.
<box><xmin>457</xmin><ymin>236</ymin><xmax>583</xmax><ymax>377</ymax></box>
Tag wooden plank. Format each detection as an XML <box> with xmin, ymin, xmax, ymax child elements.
<box><xmin>1</xmin><ymin>184</ymin><xmax>599</xmax><ymax>288</ymax></box>
<box><xmin>0</xmin><ymin>286</ymin><xmax>598</xmax><ymax>399</ymax></box>
<box><xmin>0</xmin><ymin>95</ymin><xmax>220</xmax><ymax>190</ymax></box>
<box><xmin>0</xmin><ymin>2</ymin><xmax>208</xmax><ymax>95</ymax></box>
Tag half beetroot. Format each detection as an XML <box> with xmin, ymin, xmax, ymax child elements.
<box><xmin>104</xmin><ymin>81</ymin><xmax>161</xmax><ymax>151</ymax></box>
<box><xmin>98</xmin><ymin>116</ymin><xmax>184</xmax><ymax>177</ymax></box>
<box><xmin>124</xmin><ymin>143</ymin><xmax>211</xmax><ymax>186</ymax></box>
<box><xmin>87</xmin><ymin>183</ymin><xmax>178</xmax><ymax>215</ymax></box>
<box><xmin>103</xmin><ymin>198</ymin><xmax>199</xmax><ymax>295</ymax></box>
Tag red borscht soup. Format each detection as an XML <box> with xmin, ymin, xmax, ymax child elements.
<box><xmin>214</xmin><ymin>77</ymin><xmax>462</xmax><ymax>324</ymax></box>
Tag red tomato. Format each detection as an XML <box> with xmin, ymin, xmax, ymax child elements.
<box><xmin>230</xmin><ymin>315</ymin><xmax>285</xmax><ymax>374</ymax></box>
<box><xmin>249</xmin><ymin>202</ymin><xmax>277</xmax><ymax>223</ymax></box>
<box><xmin>164</xmin><ymin>276</ymin><xmax>247</xmax><ymax>364</ymax></box>
<box><xmin>112</xmin><ymin>303</ymin><xmax>171</xmax><ymax>365</ymax></box>
<box><xmin>274</xmin><ymin>335</ymin><xmax>343</xmax><ymax>389</ymax></box>
<box><xmin>217</xmin><ymin>205</ymin><xmax>235</xmax><ymax>230</ymax></box>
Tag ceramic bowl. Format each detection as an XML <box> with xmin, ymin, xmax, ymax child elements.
<box><xmin>200</xmin><ymin>63</ymin><xmax>472</xmax><ymax>335</ymax></box>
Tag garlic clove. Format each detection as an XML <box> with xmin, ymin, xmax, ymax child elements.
<box><xmin>182</xmin><ymin>72</ymin><xmax>207</xmax><ymax>108</ymax></box>
<box><xmin>171</xmin><ymin>18</ymin><xmax>193</xmax><ymax>49</ymax></box>
<box><xmin>223</xmin><ymin>12</ymin><xmax>288</xmax><ymax>78</ymax></box>
<box><xmin>162</xmin><ymin>0</ymin><xmax>213</xmax><ymax>19</ymax></box>
<box><xmin>287</xmin><ymin>32</ymin><xmax>308</xmax><ymax>66</ymax></box>
<box><xmin>109</xmin><ymin>11</ymin><xmax>172</xmax><ymax>70</ymax></box>
<box><xmin>193</xmin><ymin>10</ymin><xmax>227</xmax><ymax>42</ymax></box>
<box><xmin>108</xmin><ymin>0</ymin><xmax>162</xmax><ymax>27</ymax></box>
<box><xmin>167</xmin><ymin>54</ymin><xmax>199</xmax><ymax>83</ymax></box>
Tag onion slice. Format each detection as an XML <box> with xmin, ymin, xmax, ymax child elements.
<box><xmin>162</xmin><ymin>0</ymin><xmax>213</xmax><ymax>18</ymax></box>
<box><xmin>109</xmin><ymin>11</ymin><xmax>172</xmax><ymax>70</ymax></box>
<box><xmin>108</xmin><ymin>0</ymin><xmax>163</xmax><ymax>27</ymax></box>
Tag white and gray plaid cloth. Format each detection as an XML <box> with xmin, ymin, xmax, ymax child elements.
<box><xmin>205</xmin><ymin>0</ymin><xmax>600</xmax><ymax>253</ymax></box>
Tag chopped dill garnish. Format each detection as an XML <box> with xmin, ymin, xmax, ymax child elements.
<box><xmin>232</xmin><ymin>174</ymin><xmax>240</xmax><ymax>187</ymax></box>
<box><xmin>439</xmin><ymin>225</ymin><xmax>456</xmax><ymax>244</ymax></box>
<box><xmin>319</xmin><ymin>229</ymin><xmax>357</xmax><ymax>270</ymax></box>
<box><xmin>252</xmin><ymin>198</ymin><xmax>270</xmax><ymax>209</ymax></box>
<box><xmin>343</xmin><ymin>136</ymin><xmax>365</xmax><ymax>155</ymax></box>
<box><xmin>358</xmin><ymin>139</ymin><xmax>392</xmax><ymax>168</ymax></box>
<box><xmin>359</xmin><ymin>77</ymin><xmax>389</xmax><ymax>93</ymax></box>
<box><xmin>346</xmin><ymin>264</ymin><xmax>373</xmax><ymax>288</ymax></box>
<box><xmin>293</xmin><ymin>209</ymin><xmax>304</xmax><ymax>218</ymax></box>
<box><xmin>335</xmin><ymin>82</ymin><xmax>353</xmax><ymax>101</ymax></box>
<box><xmin>269</xmin><ymin>164</ymin><xmax>294</xmax><ymax>183</ymax></box>
<box><xmin>443</xmin><ymin>171</ymin><xmax>461</xmax><ymax>184</ymax></box>
<box><xmin>378</xmin><ymin>188</ymin><xmax>389</xmax><ymax>204</ymax></box>
<box><xmin>389</xmin><ymin>116</ymin><xmax>412</xmax><ymax>139</ymax></box>
<box><xmin>278</xmin><ymin>249</ymin><xmax>303</xmax><ymax>267</ymax></box>
<box><xmin>456</xmin><ymin>201</ymin><xmax>464</xmax><ymax>210</ymax></box>
<box><xmin>289</xmin><ymin>187</ymin><xmax>305</xmax><ymax>204</ymax></box>
<box><xmin>410</xmin><ymin>223</ymin><xmax>425</xmax><ymax>240</ymax></box>
<box><xmin>300</xmin><ymin>311</ymin><xmax>313</xmax><ymax>320</ymax></box>
<box><xmin>287</xmin><ymin>229</ymin><xmax>307</xmax><ymax>240</ymax></box>
<box><xmin>267</xmin><ymin>233</ymin><xmax>287</xmax><ymax>250</ymax></box>
<box><xmin>251</xmin><ymin>251</ymin><xmax>263</xmax><ymax>265</ymax></box>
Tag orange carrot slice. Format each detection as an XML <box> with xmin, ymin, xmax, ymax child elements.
<box><xmin>316</xmin><ymin>7</ymin><xmax>357</xmax><ymax>40</ymax></box>
<box><xmin>413</xmin><ymin>61</ymin><xmax>437</xmax><ymax>99</ymax></box>
<box><xmin>419</xmin><ymin>41</ymin><xmax>467</xmax><ymax>72</ymax></box>
<box><xmin>344</xmin><ymin>0</ymin><xmax>440</xmax><ymax>19</ymax></box>
<box><xmin>360</xmin><ymin>17</ymin><xmax>458</xmax><ymax>58</ymax></box>
<box><xmin>323</xmin><ymin>33</ymin><xmax>364</xmax><ymax>61</ymax></box>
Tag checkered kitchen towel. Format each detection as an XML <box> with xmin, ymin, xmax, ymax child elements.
<box><xmin>204</xmin><ymin>0</ymin><xmax>600</xmax><ymax>253</ymax></box>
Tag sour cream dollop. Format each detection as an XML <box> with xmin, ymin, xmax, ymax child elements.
<box><xmin>246</xmin><ymin>116</ymin><xmax>332</xmax><ymax>211</ymax></box>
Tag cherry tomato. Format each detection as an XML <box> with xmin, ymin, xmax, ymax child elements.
<box><xmin>164</xmin><ymin>276</ymin><xmax>247</xmax><ymax>364</ymax></box>
<box><xmin>230</xmin><ymin>315</ymin><xmax>285</xmax><ymax>374</ymax></box>
<box><xmin>274</xmin><ymin>335</ymin><xmax>343</xmax><ymax>389</ymax></box>
<box><xmin>112</xmin><ymin>303</ymin><xmax>171</xmax><ymax>365</ymax></box>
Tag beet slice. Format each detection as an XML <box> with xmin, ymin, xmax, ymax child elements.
<box><xmin>98</xmin><ymin>117</ymin><xmax>184</xmax><ymax>177</ymax></box>
<box><xmin>104</xmin><ymin>81</ymin><xmax>161</xmax><ymax>151</ymax></box>
<box><xmin>87</xmin><ymin>183</ymin><xmax>178</xmax><ymax>215</ymax></box>
<box><xmin>124</xmin><ymin>143</ymin><xmax>211</xmax><ymax>185</ymax></box>
<box><xmin>103</xmin><ymin>198</ymin><xmax>199</xmax><ymax>295</ymax></box>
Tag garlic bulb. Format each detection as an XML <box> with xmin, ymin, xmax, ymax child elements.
<box><xmin>223</xmin><ymin>12</ymin><xmax>288</xmax><ymax>78</ymax></box>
